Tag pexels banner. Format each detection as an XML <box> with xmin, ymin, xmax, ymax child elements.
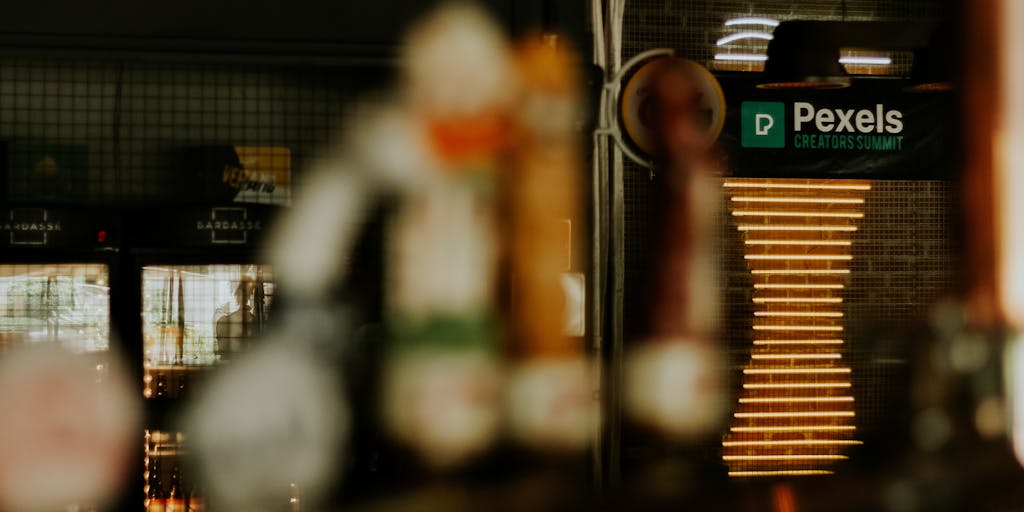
<box><xmin>716</xmin><ymin>80</ymin><xmax>956</xmax><ymax>180</ymax></box>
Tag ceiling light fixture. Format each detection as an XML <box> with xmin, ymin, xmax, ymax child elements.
<box><xmin>724</xmin><ymin>17</ymin><xmax>780</xmax><ymax>28</ymax></box>
<box><xmin>716</xmin><ymin>32</ymin><xmax>775</xmax><ymax>46</ymax></box>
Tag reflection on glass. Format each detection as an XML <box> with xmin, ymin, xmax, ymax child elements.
<box><xmin>141</xmin><ymin>264</ymin><xmax>273</xmax><ymax>369</ymax></box>
<box><xmin>0</xmin><ymin>263</ymin><xmax>109</xmax><ymax>354</ymax></box>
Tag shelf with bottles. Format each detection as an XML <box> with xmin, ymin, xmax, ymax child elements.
<box><xmin>141</xmin><ymin>264</ymin><xmax>273</xmax><ymax>399</ymax></box>
<box><xmin>144</xmin><ymin>430</ymin><xmax>204</xmax><ymax>512</ymax></box>
<box><xmin>142</xmin><ymin>364</ymin><xmax>206</xmax><ymax>400</ymax></box>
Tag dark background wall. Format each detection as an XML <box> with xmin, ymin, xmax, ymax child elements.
<box><xmin>0</xmin><ymin>0</ymin><xmax>588</xmax><ymax>205</ymax></box>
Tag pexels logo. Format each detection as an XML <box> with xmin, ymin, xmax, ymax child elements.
<box><xmin>793</xmin><ymin>102</ymin><xmax>903</xmax><ymax>134</ymax></box>
<box><xmin>741</xmin><ymin>102</ymin><xmax>785</xmax><ymax>148</ymax></box>
<box><xmin>742</xmin><ymin>101</ymin><xmax>906</xmax><ymax>151</ymax></box>
<box><xmin>755</xmin><ymin>114</ymin><xmax>774</xmax><ymax>135</ymax></box>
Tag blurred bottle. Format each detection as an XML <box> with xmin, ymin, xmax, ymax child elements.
<box><xmin>186</xmin><ymin>485</ymin><xmax>203</xmax><ymax>512</ymax></box>
<box><xmin>624</xmin><ymin>57</ymin><xmax>727</xmax><ymax>439</ymax></box>
<box><xmin>288</xmin><ymin>482</ymin><xmax>301</xmax><ymax>512</ymax></box>
<box><xmin>177</xmin><ymin>373</ymin><xmax>187</xmax><ymax>399</ymax></box>
<box><xmin>504</xmin><ymin>36</ymin><xmax>594</xmax><ymax>452</ymax></box>
<box><xmin>147</xmin><ymin>459</ymin><xmax>166</xmax><ymax>512</ymax></box>
<box><xmin>155</xmin><ymin>374</ymin><xmax>167</xmax><ymax>399</ymax></box>
<box><xmin>166</xmin><ymin>466</ymin><xmax>184</xmax><ymax>512</ymax></box>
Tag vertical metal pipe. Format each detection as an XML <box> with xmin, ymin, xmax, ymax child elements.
<box><xmin>591</xmin><ymin>0</ymin><xmax>627</xmax><ymax>494</ymax></box>
<box><xmin>589</xmin><ymin>0</ymin><xmax>607</xmax><ymax>494</ymax></box>
<box><xmin>605</xmin><ymin>0</ymin><xmax>626</xmax><ymax>492</ymax></box>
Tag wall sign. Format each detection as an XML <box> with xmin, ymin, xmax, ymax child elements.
<box><xmin>186</xmin><ymin>146</ymin><xmax>292</xmax><ymax>206</ymax></box>
<box><xmin>741</xmin><ymin>101</ymin><xmax>905</xmax><ymax>151</ymax></box>
<box><xmin>122</xmin><ymin>206</ymin><xmax>274</xmax><ymax>248</ymax></box>
<box><xmin>719</xmin><ymin>77</ymin><xmax>955</xmax><ymax>180</ymax></box>
<box><xmin>0</xmin><ymin>208</ymin><xmax>113</xmax><ymax>248</ymax></box>
<box><xmin>195</xmin><ymin>207</ymin><xmax>263</xmax><ymax>245</ymax></box>
<box><xmin>1</xmin><ymin>208</ymin><xmax>60</xmax><ymax>246</ymax></box>
<box><xmin>6</xmin><ymin>144</ymin><xmax>87</xmax><ymax>203</ymax></box>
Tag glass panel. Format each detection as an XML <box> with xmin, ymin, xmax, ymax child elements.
<box><xmin>0</xmin><ymin>263</ymin><xmax>109</xmax><ymax>354</ymax></box>
<box><xmin>141</xmin><ymin>264</ymin><xmax>273</xmax><ymax>369</ymax></box>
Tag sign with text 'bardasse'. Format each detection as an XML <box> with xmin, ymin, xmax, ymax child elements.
<box><xmin>719</xmin><ymin>80</ymin><xmax>954</xmax><ymax>180</ymax></box>
<box><xmin>0</xmin><ymin>208</ymin><xmax>114</xmax><ymax>248</ymax></box>
<box><xmin>195</xmin><ymin>207</ymin><xmax>263</xmax><ymax>245</ymax></box>
<box><xmin>124</xmin><ymin>206</ymin><xmax>276</xmax><ymax>248</ymax></box>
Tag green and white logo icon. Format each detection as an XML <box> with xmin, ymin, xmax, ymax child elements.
<box><xmin>742</xmin><ymin>101</ymin><xmax>785</xmax><ymax>148</ymax></box>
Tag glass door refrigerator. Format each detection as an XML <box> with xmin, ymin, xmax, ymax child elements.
<box><xmin>123</xmin><ymin>204</ymin><xmax>279</xmax><ymax>511</ymax></box>
<box><xmin>0</xmin><ymin>205</ymin><xmax>125</xmax><ymax>511</ymax></box>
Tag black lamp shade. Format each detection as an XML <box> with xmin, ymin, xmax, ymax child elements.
<box><xmin>758</xmin><ymin>21</ymin><xmax>850</xmax><ymax>89</ymax></box>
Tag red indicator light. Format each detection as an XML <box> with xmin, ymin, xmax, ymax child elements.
<box><xmin>97</xmin><ymin>230</ymin><xmax>107</xmax><ymax>244</ymax></box>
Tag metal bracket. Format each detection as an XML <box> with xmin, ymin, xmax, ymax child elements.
<box><xmin>593</xmin><ymin>47</ymin><xmax>675</xmax><ymax>170</ymax></box>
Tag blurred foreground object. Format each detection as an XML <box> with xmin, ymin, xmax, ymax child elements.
<box><xmin>269</xmin><ymin>2</ymin><xmax>513</xmax><ymax>470</ymax></box>
<box><xmin>624</xmin><ymin>57</ymin><xmax>727</xmax><ymax>438</ymax></box>
<box><xmin>185</xmin><ymin>341</ymin><xmax>346</xmax><ymax>511</ymax></box>
<box><xmin>0</xmin><ymin>345</ymin><xmax>139</xmax><ymax>512</ymax></box>
<box><xmin>980</xmin><ymin>0</ymin><xmax>1024</xmax><ymax>468</ymax></box>
<box><xmin>268</xmin><ymin>2</ymin><xmax>594</xmax><ymax>469</ymax></box>
<box><xmin>504</xmin><ymin>38</ymin><xmax>594</xmax><ymax>451</ymax></box>
<box><xmin>380</xmin><ymin>2</ymin><xmax>512</xmax><ymax>468</ymax></box>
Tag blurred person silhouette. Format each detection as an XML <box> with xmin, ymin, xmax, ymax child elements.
<box><xmin>215</xmin><ymin>277</ymin><xmax>258</xmax><ymax>361</ymax></box>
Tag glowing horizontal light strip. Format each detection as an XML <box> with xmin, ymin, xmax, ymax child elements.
<box><xmin>734</xmin><ymin>211</ymin><xmax>864</xmax><ymax>218</ymax></box>
<box><xmin>754</xmin><ymin>311</ymin><xmax>844</xmax><ymax>317</ymax></box>
<box><xmin>724</xmin><ymin>17</ymin><xmax>780</xmax><ymax>27</ymax></box>
<box><xmin>753</xmin><ymin>297</ymin><xmax>843</xmax><ymax>303</ymax></box>
<box><xmin>729</xmin><ymin>470</ymin><xmax>834</xmax><ymax>477</ymax></box>
<box><xmin>724</xmin><ymin>182</ymin><xmax>871</xmax><ymax>190</ymax></box>
<box><xmin>745</xmin><ymin>254</ymin><xmax>853</xmax><ymax>260</ymax></box>
<box><xmin>751</xmin><ymin>269</ymin><xmax>850</xmax><ymax>275</ymax></box>
<box><xmin>743</xmin><ymin>368</ymin><xmax>851</xmax><ymax>374</ymax></box>
<box><xmin>753</xmin><ymin>325</ymin><xmax>843</xmax><ymax>331</ymax></box>
<box><xmin>743</xmin><ymin>382</ymin><xmax>850</xmax><ymax>389</ymax></box>
<box><xmin>746</xmin><ymin>240</ymin><xmax>852</xmax><ymax>246</ymax></box>
<box><xmin>739</xmin><ymin>225</ymin><xmax>857</xmax><ymax>231</ymax></box>
<box><xmin>731</xmin><ymin>425</ymin><xmax>856</xmax><ymax>432</ymax></box>
<box><xmin>755</xmin><ymin>284</ymin><xmax>844</xmax><ymax>289</ymax></box>
<box><xmin>716</xmin><ymin>32</ymin><xmax>774</xmax><ymax>46</ymax></box>
<box><xmin>738</xmin><ymin>396</ymin><xmax>853</xmax><ymax>403</ymax></box>
<box><xmin>735</xmin><ymin>411</ymin><xmax>854</xmax><ymax>419</ymax></box>
<box><xmin>839</xmin><ymin>56</ymin><xmax>892</xmax><ymax>65</ymax></box>
<box><xmin>723</xmin><ymin>439</ymin><xmax>861</xmax><ymax>446</ymax></box>
<box><xmin>751</xmin><ymin>353</ymin><xmax>842</xmax><ymax>360</ymax></box>
<box><xmin>753</xmin><ymin>339</ymin><xmax>844</xmax><ymax>345</ymax></box>
<box><xmin>723</xmin><ymin>455</ymin><xmax>849</xmax><ymax>461</ymax></box>
<box><xmin>714</xmin><ymin>53</ymin><xmax>768</xmax><ymax>62</ymax></box>
<box><xmin>732</xmin><ymin>196</ymin><xmax>865</xmax><ymax>204</ymax></box>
